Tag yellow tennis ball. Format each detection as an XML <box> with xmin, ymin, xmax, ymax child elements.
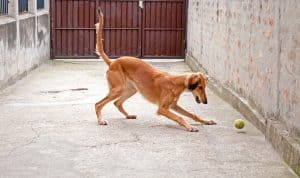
<box><xmin>234</xmin><ymin>119</ymin><xmax>245</xmax><ymax>129</ymax></box>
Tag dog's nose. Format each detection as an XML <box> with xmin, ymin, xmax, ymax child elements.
<box><xmin>195</xmin><ymin>96</ymin><xmax>201</xmax><ymax>103</ymax></box>
<box><xmin>203</xmin><ymin>100</ymin><xmax>207</xmax><ymax>104</ymax></box>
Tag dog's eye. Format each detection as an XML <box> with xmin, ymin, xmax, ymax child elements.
<box><xmin>198</xmin><ymin>86</ymin><xmax>203</xmax><ymax>90</ymax></box>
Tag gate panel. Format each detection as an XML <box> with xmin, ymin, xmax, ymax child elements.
<box><xmin>98</xmin><ymin>0</ymin><xmax>141</xmax><ymax>57</ymax></box>
<box><xmin>142</xmin><ymin>0</ymin><xmax>186</xmax><ymax>58</ymax></box>
<box><xmin>51</xmin><ymin>0</ymin><xmax>97</xmax><ymax>58</ymax></box>
<box><xmin>51</xmin><ymin>0</ymin><xmax>141</xmax><ymax>58</ymax></box>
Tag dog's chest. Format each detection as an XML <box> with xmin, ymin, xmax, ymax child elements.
<box><xmin>131</xmin><ymin>82</ymin><xmax>159</xmax><ymax>104</ymax></box>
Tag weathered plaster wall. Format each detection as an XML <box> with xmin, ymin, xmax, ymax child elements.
<box><xmin>37</xmin><ymin>14</ymin><xmax>50</xmax><ymax>60</ymax></box>
<box><xmin>0</xmin><ymin>20</ymin><xmax>18</xmax><ymax>88</ymax></box>
<box><xmin>278</xmin><ymin>1</ymin><xmax>300</xmax><ymax>139</ymax></box>
<box><xmin>186</xmin><ymin>0</ymin><xmax>299</xmax><ymax>174</ymax></box>
<box><xmin>0</xmin><ymin>13</ymin><xmax>50</xmax><ymax>89</ymax></box>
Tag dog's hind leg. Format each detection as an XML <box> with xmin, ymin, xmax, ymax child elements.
<box><xmin>95</xmin><ymin>88</ymin><xmax>122</xmax><ymax>125</ymax></box>
<box><xmin>95</xmin><ymin>70</ymin><xmax>124</xmax><ymax>125</ymax></box>
<box><xmin>114</xmin><ymin>82</ymin><xmax>137</xmax><ymax>119</ymax></box>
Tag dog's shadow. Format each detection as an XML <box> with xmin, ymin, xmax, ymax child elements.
<box><xmin>191</xmin><ymin>123</ymin><xmax>205</xmax><ymax>126</ymax></box>
<box><xmin>163</xmin><ymin>124</ymin><xmax>205</xmax><ymax>131</ymax></box>
<box><xmin>163</xmin><ymin>124</ymin><xmax>183</xmax><ymax>131</ymax></box>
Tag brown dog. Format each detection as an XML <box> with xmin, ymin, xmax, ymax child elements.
<box><xmin>95</xmin><ymin>8</ymin><xmax>216</xmax><ymax>132</ymax></box>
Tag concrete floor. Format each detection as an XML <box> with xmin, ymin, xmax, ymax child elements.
<box><xmin>0</xmin><ymin>60</ymin><xmax>297</xmax><ymax>178</ymax></box>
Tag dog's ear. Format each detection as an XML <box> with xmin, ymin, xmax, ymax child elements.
<box><xmin>188</xmin><ymin>75</ymin><xmax>199</xmax><ymax>91</ymax></box>
<box><xmin>188</xmin><ymin>81</ymin><xmax>199</xmax><ymax>91</ymax></box>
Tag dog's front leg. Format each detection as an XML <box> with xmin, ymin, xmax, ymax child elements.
<box><xmin>157</xmin><ymin>107</ymin><xmax>199</xmax><ymax>132</ymax></box>
<box><xmin>171</xmin><ymin>103</ymin><xmax>216</xmax><ymax>125</ymax></box>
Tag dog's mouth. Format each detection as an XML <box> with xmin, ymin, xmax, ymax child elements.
<box><xmin>195</xmin><ymin>96</ymin><xmax>201</xmax><ymax>103</ymax></box>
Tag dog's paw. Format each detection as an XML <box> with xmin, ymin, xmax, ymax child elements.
<box><xmin>187</xmin><ymin>126</ymin><xmax>199</xmax><ymax>132</ymax></box>
<box><xmin>126</xmin><ymin>115</ymin><xmax>137</xmax><ymax>119</ymax></box>
<box><xmin>205</xmin><ymin>120</ymin><xmax>217</xmax><ymax>125</ymax></box>
<box><xmin>98</xmin><ymin>120</ymin><xmax>108</xmax><ymax>125</ymax></box>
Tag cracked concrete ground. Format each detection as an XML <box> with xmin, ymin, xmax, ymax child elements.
<box><xmin>0</xmin><ymin>60</ymin><xmax>297</xmax><ymax>178</ymax></box>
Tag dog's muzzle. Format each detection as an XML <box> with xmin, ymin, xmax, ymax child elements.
<box><xmin>195</xmin><ymin>96</ymin><xmax>208</xmax><ymax>104</ymax></box>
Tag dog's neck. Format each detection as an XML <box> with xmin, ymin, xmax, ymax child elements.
<box><xmin>184</xmin><ymin>75</ymin><xmax>190</xmax><ymax>89</ymax></box>
<box><xmin>171</xmin><ymin>74</ymin><xmax>193</xmax><ymax>92</ymax></box>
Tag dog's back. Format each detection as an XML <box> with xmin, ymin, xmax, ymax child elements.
<box><xmin>110</xmin><ymin>56</ymin><xmax>168</xmax><ymax>104</ymax></box>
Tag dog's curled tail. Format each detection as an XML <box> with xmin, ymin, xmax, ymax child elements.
<box><xmin>95</xmin><ymin>7</ymin><xmax>111</xmax><ymax>66</ymax></box>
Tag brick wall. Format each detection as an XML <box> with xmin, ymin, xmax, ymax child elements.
<box><xmin>186</xmin><ymin>0</ymin><xmax>299</xmax><ymax>173</ymax></box>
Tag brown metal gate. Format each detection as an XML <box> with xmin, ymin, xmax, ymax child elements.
<box><xmin>50</xmin><ymin>0</ymin><xmax>186</xmax><ymax>59</ymax></box>
<box><xmin>142</xmin><ymin>0</ymin><xmax>186</xmax><ymax>57</ymax></box>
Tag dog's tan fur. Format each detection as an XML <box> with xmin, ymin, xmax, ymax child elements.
<box><xmin>95</xmin><ymin>8</ymin><xmax>216</xmax><ymax>132</ymax></box>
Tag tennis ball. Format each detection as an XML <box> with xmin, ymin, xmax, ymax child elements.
<box><xmin>234</xmin><ymin>119</ymin><xmax>245</xmax><ymax>129</ymax></box>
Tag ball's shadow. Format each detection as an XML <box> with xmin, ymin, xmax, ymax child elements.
<box><xmin>236</xmin><ymin>130</ymin><xmax>247</xmax><ymax>134</ymax></box>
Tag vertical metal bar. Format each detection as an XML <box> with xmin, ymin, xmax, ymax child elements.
<box><xmin>183</xmin><ymin>0</ymin><xmax>187</xmax><ymax>56</ymax></box>
<box><xmin>139</xmin><ymin>0</ymin><xmax>143</xmax><ymax>57</ymax></box>
<box><xmin>50</xmin><ymin>0</ymin><xmax>54</xmax><ymax>58</ymax></box>
<box><xmin>1</xmin><ymin>0</ymin><xmax>2</xmax><ymax>14</ymax></box>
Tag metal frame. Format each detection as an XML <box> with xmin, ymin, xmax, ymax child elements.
<box><xmin>0</xmin><ymin>0</ymin><xmax>8</xmax><ymax>15</ymax></box>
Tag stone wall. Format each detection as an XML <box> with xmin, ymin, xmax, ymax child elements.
<box><xmin>186</xmin><ymin>0</ymin><xmax>299</xmax><ymax>174</ymax></box>
<box><xmin>0</xmin><ymin>0</ymin><xmax>50</xmax><ymax>89</ymax></box>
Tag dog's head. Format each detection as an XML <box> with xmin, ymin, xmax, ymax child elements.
<box><xmin>186</xmin><ymin>73</ymin><xmax>208</xmax><ymax>104</ymax></box>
